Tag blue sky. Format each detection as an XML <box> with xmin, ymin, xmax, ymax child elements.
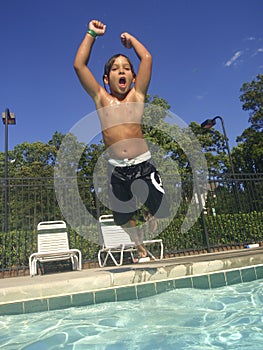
<box><xmin>1</xmin><ymin>0</ymin><xmax>262</xmax><ymax>153</ymax></box>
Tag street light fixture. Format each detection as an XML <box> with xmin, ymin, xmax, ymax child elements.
<box><xmin>2</xmin><ymin>108</ymin><xmax>16</xmax><ymax>234</ymax></box>
<box><xmin>200</xmin><ymin>118</ymin><xmax>216</xmax><ymax>129</ymax></box>
<box><xmin>2</xmin><ymin>109</ymin><xmax>16</xmax><ymax>124</ymax></box>
<box><xmin>201</xmin><ymin>115</ymin><xmax>241</xmax><ymax>212</ymax></box>
<box><xmin>201</xmin><ymin>115</ymin><xmax>235</xmax><ymax>176</ymax></box>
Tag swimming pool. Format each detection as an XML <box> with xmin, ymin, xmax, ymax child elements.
<box><xmin>0</xmin><ymin>279</ymin><xmax>262</xmax><ymax>349</ymax></box>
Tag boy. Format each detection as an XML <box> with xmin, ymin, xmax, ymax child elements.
<box><xmin>74</xmin><ymin>19</ymin><xmax>169</xmax><ymax>258</ymax></box>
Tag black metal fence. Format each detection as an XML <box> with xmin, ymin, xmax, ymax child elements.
<box><xmin>1</xmin><ymin>173</ymin><xmax>263</xmax><ymax>277</ymax></box>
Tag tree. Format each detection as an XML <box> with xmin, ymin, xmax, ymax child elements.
<box><xmin>232</xmin><ymin>74</ymin><xmax>263</xmax><ymax>173</ymax></box>
<box><xmin>189</xmin><ymin>122</ymin><xmax>229</xmax><ymax>175</ymax></box>
<box><xmin>239</xmin><ymin>74</ymin><xmax>263</xmax><ymax>131</ymax></box>
<box><xmin>9</xmin><ymin>141</ymin><xmax>57</xmax><ymax>178</ymax></box>
<box><xmin>233</xmin><ymin>128</ymin><xmax>263</xmax><ymax>173</ymax></box>
<box><xmin>143</xmin><ymin>95</ymin><xmax>226</xmax><ymax>175</ymax></box>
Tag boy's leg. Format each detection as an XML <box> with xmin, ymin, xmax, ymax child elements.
<box><xmin>144</xmin><ymin>167</ymin><xmax>170</xmax><ymax>219</ymax></box>
<box><xmin>122</xmin><ymin>218</ymin><xmax>147</xmax><ymax>258</ymax></box>
<box><xmin>143</xmin><ymin>210</ymin><xmax>158</xmax><ymax>232</ymax></box>
<box><xmin>109</xmin><ymin>168</ymin><xmax>147</xmax><ymax>258</ymax></box>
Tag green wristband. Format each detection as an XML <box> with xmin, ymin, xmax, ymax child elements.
<box><xmin>87</xmin><ymin>29</ymin><xmax>97</xmax><ymax>39</ymax></box>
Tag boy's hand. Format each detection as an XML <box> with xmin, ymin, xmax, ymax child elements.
<box><xmin>121</xmin><ymin>33</ymin><xmax>133</xmax><ymax>49</ymax></box>
<box><xmin>89</xmin><ymin>20</ymin><xmax>106</xmax><ymax>36</ymax></box>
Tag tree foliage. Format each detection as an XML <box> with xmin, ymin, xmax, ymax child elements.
<box><xmin>232</xmin><ymin>74</ymin><xmax>263</xmax><ymax>173</ymax></box>
<box><xmin>1</xmin><ymin>90</ymin><xmax>263</xmax><ymax>270</ymax></box>
<box><xmin>1</xmin><ymin>78</ymin><xmax>262</xmax><ymax>179</ymax></box>
<box><xmin>239</xmin><ymin>74</ymin><xmax>263</xmax><ymax>130</ymax></box>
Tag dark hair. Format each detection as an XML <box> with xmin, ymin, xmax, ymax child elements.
<box><xmin>103</xmin><ymin>53</ymin><xmax>135</xmax><ymax>89</ymax></box>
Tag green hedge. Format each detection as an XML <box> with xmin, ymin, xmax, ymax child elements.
<box><xmin>160</xmin><ymin>210</ymin><xmax>263</xmax><ymax>253</ymax></box>
<box><xmin>1</xmin><ymin>211</ymin><xmax>262</xmax><ymax>270</ymax></box>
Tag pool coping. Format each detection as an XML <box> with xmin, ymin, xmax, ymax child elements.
<box><xmin>0</xmin><ymin>247</ymin><xmax>262</xmax><ymax>315</ymax></box>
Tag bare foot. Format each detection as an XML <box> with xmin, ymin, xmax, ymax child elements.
<box><xmin>137</xmin><ymin>244</ymin><xmax>147</xmax><ymax>258</ymax></box>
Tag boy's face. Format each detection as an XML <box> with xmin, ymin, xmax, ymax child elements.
<box><xmin>104</xmin><ymin>56</ymin><xmax>135</xmax><ymax>97</ymax></box>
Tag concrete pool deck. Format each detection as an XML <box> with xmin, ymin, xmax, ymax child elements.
<box><xmin>0</xmin><ymin>247</ymin><xmax>263</xmax><ymax>315</ymax></box>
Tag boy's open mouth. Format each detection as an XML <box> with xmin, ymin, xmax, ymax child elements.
<box><xmin>119</xmin><ymin>77</ymin><xmax>126</xmax><ymax>88</ymax></box>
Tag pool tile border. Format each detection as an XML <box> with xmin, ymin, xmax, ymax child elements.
<box><xmin>0</xmin><ymin>264</ymin><xmax>262</xmax><ymax>316</ymax></box>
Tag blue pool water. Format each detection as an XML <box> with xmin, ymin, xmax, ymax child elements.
<box><xmin>0</xmin><ymin>279</ymin><xmax>262</xmax><ymax>350</ymax></box>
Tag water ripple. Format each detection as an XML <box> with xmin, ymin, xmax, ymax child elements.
<box><xmin>0</xmin><ymin>279</ymin><xmax>262</xmax><ymax>350</ymax></box>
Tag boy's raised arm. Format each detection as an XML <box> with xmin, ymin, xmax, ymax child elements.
<box><xmin>121</xmin><ymin>32</ymin><xmax>152</xmax><ymax>98</ymax></box>
<box><xmin>74</xmin><ymin>20</ymin><xmax>106</xmax><ymax>100</ymax></box>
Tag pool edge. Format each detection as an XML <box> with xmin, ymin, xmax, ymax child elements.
<box><xmin>0</xmin><ymin>250</ymin><xmax>263</xmax><ymax>315</ymax></box>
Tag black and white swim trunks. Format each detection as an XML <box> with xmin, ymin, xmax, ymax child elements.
<box><xmin>108</xmin><ymin>152</ymin><xmax>170</xmax><ymax>226</ymax></box>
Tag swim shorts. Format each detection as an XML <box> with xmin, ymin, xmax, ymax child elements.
<box><xmin>108</xmin><ymin>157</ymin><xmax>170</xmax><ymax>226</ymax></box>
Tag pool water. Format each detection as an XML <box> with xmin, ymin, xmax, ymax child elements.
<box><xmin>0</xmin><ymin>279</ymin><xmax>262</xmax><ymax>350</ymax></box>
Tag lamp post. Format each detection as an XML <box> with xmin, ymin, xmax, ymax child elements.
<box><xmin>201</xmin><ymin>116</ymin><xmax>235</xmax><ymax>176</ymax></box>
<box><xmin>2</xmin><ymin>108</ymin><xmax>16</xmax><ymax>233</ymax></box>
<box><xmin>201</xmin><ymin>115</ymin><xmax>240</xmax><ymax>211</ymax></box>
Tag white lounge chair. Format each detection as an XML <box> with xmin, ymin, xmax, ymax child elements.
<box><xmin>29</xmin><ymin>220</ymin><xmax>82</xmax><ymax>276</ymax></box>
<box><xmin>98</xmin><ymin>214</ymin><xmax>163</xmax><ymax>267</ymax></box>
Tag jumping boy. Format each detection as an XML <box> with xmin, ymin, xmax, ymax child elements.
<box><xmin>74</xmin><ymin>19</ymin><xmax>169</xmax><ymax>258</ymax></box>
